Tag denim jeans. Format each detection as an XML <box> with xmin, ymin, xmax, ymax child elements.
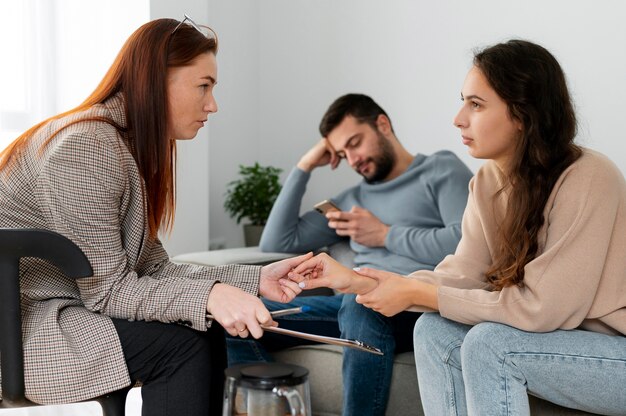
<box><xmin>227</xmin><ymin>294</ymin><xmax>419</xmax><ymax>416</ymax></box>
<box><xmin>413</xmin><ymin>313</ymin><xmax>626</xmax><ymax>416</ymax></box>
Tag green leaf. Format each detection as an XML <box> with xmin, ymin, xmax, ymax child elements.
<box><xmin>223</xmin><ymin>162</ymin><xmax>283</xmax><ymax>226</ymax></box>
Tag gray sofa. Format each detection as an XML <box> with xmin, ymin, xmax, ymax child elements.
<box><xmin>173</xmin><ymin>245</ymin><xmax>599</xmax><ymax>416</ymax></box>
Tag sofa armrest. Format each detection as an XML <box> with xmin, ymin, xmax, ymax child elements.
<box><xmin>172</xmin><ymin>246</ymin><xmax>295</xmax><ymax>266</ymax></box>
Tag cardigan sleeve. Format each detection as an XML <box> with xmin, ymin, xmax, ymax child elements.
<box><xmin>434</xmin><ymin>155</ymin><xmax>622</xmax><ymax>332</ymax></box>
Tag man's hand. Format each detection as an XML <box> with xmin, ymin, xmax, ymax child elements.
<box><xmin>296</xmin><ymin>138</ymin><xmax>341</xmax><ymax>172</ymax></box>
<box><xmin>326</xmin><ymin>206</ymin><xmax>390</xmax><ymax>247</ymax></box>
<box><xmin>259</xmin><ymin>252</ymin><xmax>314</xmax><ymax>303</ymax></box>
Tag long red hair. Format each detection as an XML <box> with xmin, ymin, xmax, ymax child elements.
<box><xmin>0</xmin><ymin>18</ymin><xmax>217</xmax><ymax>238</ymax></box>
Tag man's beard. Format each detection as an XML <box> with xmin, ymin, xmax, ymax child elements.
<box><xmin>360</xmin><ymin>132</ymin><xmax>396</xmax><ymax>184</ymax></box>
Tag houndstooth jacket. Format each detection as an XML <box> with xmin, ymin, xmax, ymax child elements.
<box><xmin>0</xmin><ymin>93</ymin><xmax>261</xmax><ymax>404</ymax></box>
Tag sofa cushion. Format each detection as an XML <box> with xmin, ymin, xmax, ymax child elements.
<box><xmin>272</xmin><ymin>344</ymin><xmax>421</xmax><ymax>416</ymax></box>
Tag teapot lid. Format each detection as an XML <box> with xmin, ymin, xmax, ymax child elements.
<box><xmin>225</xmin><ymin>363</ymin><xmax>309</xmax><ymax>389</ymax></box>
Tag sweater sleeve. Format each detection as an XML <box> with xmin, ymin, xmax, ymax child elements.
<box><xmin>435</xmin><ymin>156</ymin><xmax>622</xmax><ymax>332</ymax></box>
<box><xmin>36</xmin><ymin>129</ymin><xmax>258</xmax><ymax>331</ymax></box>
<box><xmin>385</xmin><ymin>152</ymin><xmax>473</xmax><ymax>265</ymax></box>
<box><xmin>259</xmin><ymin>167</ymin><xmax>341</xmax><ymax>252</ymax></box>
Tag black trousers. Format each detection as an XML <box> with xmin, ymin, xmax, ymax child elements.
<box><xmin>111</xmin><ymin>318</ymin><xmax>227</xmax><ymax>416</ymax></box>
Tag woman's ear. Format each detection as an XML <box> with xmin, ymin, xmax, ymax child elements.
<box><xmin>515</xmin><ymin>118</ymin><xmax>523</xmax><ymax>132</ymax></box>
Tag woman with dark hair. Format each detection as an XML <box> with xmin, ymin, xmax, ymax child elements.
<box><xmin>0</xmin><ymin>16</ymin><xmax>311</xmax><ymax>415</ymax></box>
<box><xmin>292</xmin><ymin>39</ymin><xmax>626</xmax><ymax>415</ymax></box>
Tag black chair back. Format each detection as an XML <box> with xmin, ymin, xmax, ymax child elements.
<box><xmin>0</xmin><ymin>228</ymin><xmax>128</xmax><ymax>414</ymax></box>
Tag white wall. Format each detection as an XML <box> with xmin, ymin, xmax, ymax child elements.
<box><xmin>205</xmin><ymin>1</ymin><xmax>261</xmax><ymax>249</ymax></box>
<box><xmin>207</xmin><ymin>0</ymin><xmax>626</xmax><ymax>248</ymax></box>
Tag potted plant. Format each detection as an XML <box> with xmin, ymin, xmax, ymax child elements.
<box><xmin>224</xmin><ymin>162</ymin><xmax>283</xmax><ymax>246</ymax></box>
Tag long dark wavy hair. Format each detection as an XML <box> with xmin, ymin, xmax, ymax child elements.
<box><xmin>476</xmin><ymin>40</ymin><xmax>582</xmax><ymax>290</ymax></box>
<box><xmin>0</xmin><ymin>18</ymin><xmax>217</xmax><ymax>238</ymax></box>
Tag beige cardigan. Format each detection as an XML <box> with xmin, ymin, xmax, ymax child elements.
<box><xmin>411</xmin><ymin>149</ymin><xmax>626</xmax><ymax>336</ymax></box>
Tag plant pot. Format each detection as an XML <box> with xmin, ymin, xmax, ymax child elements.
<box><xmin>243</xmin><ymin>224</ymin><xmax>265</xmax><ymax>247</ymax></box>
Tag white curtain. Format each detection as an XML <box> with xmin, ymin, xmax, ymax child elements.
<box><xmin>0</xmin><ymin>1</ymin><xmax>148</xmax><ymax>414</ymax></box>
<box><xmin>0</xmin><ymin>0</ymin><xmax>149</xmax><ymax>152</ymax></box>
<box><xmin>0</xmin><ymin>1</ymin><xmax>55</xmax><ymax>150</ymax></box>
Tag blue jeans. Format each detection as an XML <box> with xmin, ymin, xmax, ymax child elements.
<box><xmin>227</xmin><ymin>294</ymin><xmax>419</xmax><ymax>416</ymax></box>
<box><xmin>413</xmin><ymin>313</ymin><xmax>626</xmax><ymax>416</ymax></box>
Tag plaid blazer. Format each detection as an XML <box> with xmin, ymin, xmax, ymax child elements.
<box><xmin>0</xmin><ymin>94</ymin><xmax>261</xmax><ymax>404</ymax></box>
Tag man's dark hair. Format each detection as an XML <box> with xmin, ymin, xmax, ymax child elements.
<box><xmin>319</xmin><ymin>93</ymin><xmax>394</xmax><ymax>137</ymax></box>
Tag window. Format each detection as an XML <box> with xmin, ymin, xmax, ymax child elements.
<box><xmin>0</xmin><ymin>1</ymin><xmax>53</xmax><ymax>149</ymax></box>
<box><xmin>0</xmin><ymin>0</ymin><xmax>149</xmax><ymax>151</ymax></box>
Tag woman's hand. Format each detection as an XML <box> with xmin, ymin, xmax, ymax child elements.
<box><xmin>206</xmin><ymin>283</ymin><xmax>276</xmax><ymax>339</ymax></box>
<box><xmin>289</xmin><ymin>252</ymin><xmax>377</xmax><ymax>294</ymax></box>
<box><xmin>259</xmin><ymin>252</ymin><xmax>314</xmax><ymax>303</ymax></box>
<box><xmin>354</xmin><ymin>268</ymin><xmax>439</xmax><ymax>316</ymax></box>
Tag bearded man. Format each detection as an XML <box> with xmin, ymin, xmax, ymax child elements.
<box><xmin>227</xmin><ymin>93</ymin><xmax>473</xmax><ymax>416</ymax></box>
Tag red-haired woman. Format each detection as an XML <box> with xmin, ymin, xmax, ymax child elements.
<box><xmin>0</xmin><ymin>16</ymin><xmax>310</xmax><ymax>415</ymax></box>
<box><xmin>292</xmin><ymin>40</ymin><xmax>626</xmax><ymax>415</ymax></box>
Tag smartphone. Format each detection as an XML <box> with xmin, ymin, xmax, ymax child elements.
<box><xmin>314</xmin><ymin>199</ymin><xmax>340</xmax><ymax>215</ymax></box>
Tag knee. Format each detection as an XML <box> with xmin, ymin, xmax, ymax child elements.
<box><xmin>338</xmin><ymin>295</ymin><xmax>385</xmax><ymax>335</ymax></box>
<box><xmin>338</xmin><ymin>294</ymin><xmax>367</xmax><ymax>318</ymax></box>
<box><xmin>413</xmin><ymin>313</ymin><xmax>445</xmax><ymax>360</ymax></box>
<box><xmin>460</xmin><ymin>322</ymin><xmax>514</xmax><ymax>370</ymax></box>
<box><xmin>140</xmin><ymin>325</ymin><xmax>215</xmax><ymax>383</ymax></box>
<box><xmin>413</xmin><ymin>313</ymin><xmax>475</xmax><ymax>371</ymax></box>
<box><xmin>176</xmin><ymin>327</ymin><xmax>213</xmax><ymax>361</ymax></box>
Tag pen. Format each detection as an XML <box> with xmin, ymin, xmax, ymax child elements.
<box><xmin>206</xmin><ymin>305</ymin><xmax>311</xmax><ymax>321</ymax></box>
<box><xmin>270</xmin><ymin>305</ymin><xmax>311</xmax><ymax>317</ymax></box>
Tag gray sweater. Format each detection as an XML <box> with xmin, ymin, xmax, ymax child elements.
<box><xmin>260</xmin><ymin>150</ymin><xmax>473</xmax><ymax>274</ymax></box>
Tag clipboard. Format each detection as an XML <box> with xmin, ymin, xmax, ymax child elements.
<box><xmin>207</xmin><ymin>308</ymin><xmax>384</xmax><ymax>355</ymax></box>
<box><xmin>261</xmin><ymin>325</ymin><xmax>383</xmax><ymax>356</ymax></box>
